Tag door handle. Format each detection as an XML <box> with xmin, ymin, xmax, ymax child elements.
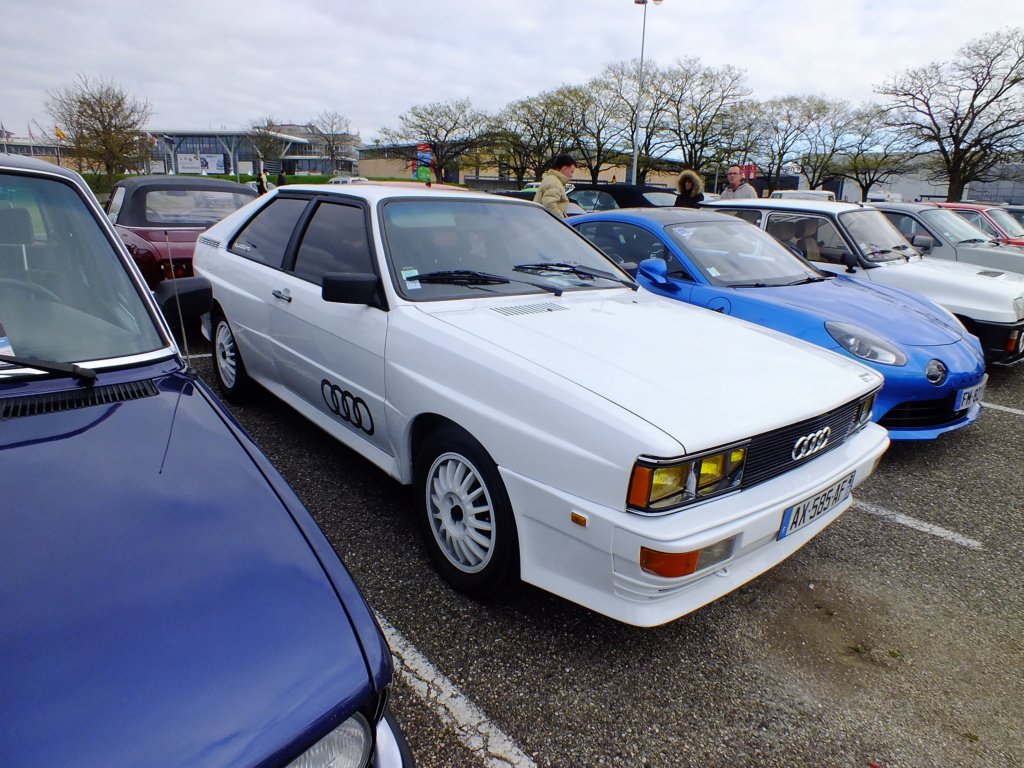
<box><xmin>271</xmin><ymin>289</ymin><xmax>292</xmax><ymax>303</ymax></box>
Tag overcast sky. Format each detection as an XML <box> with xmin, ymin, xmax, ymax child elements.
<box><xmin>3</xmin><ymin>0</ymin><xmax>1022</xmax><ymax>142</ymax></box>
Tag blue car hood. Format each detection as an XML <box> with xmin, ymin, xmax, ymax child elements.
<box><xmin>727</xmin><ymin>275</ymin><xmax>964</xmax><ymax>347</ymax></box>
<box><xmin>0</xmin><ymin>372</ymin><xmax>373</xmax><ymax>768</ymax></box>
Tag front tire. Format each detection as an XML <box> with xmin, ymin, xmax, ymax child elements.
<box><xmin>211</xmin><ymin>309</ymin><xmax>252</xmax><ymax>403</ymax></box>
<box><xmin>414</xmin><ymin>426</ymin><xmax>519</xmax><ymax>599</ymax></box>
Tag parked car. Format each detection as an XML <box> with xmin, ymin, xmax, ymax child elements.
<box><xmin>935</xmin><ymin>201</ymin><xmax>1024</xmax><ymax>247</ymax></box>
<box><xmin>770</xmin><ymin>190</ymin><xmax>836</xmax><ymax>202</ymax></box>
<box><xmin>709</xmin><ymin>198</ymin><xmax>1024</xmax><ymax>366</ymax></box>
<box><xmin>1002</xmin><ymin>204</ymin><xmax>1024</xmax><ymax>228</ymax></box>
<box><xmin>871</xmin><ymin>200</ymin><xmax>1024</xmax><ymax>273</ymax></box>
<box><xmin>329</xmin><ymin>176</ymin><xmax>369</xmax><ymax>184</ymax></box>
<box><xmin>571</xmin><ymin>208</ymin><xmax>986</xmax><ymax>441</ymax></box>
<box><xmin>194</xmin><ymin>181</ymin><xmax>889</xmax><ymax>627</ymax></box>
<box><xmin>105</xmin><ymin>175</ymin><xmax>257</xmax><ymax>289</ymax></box>
<box><xmin>490</xmin><ymin>189</ymin><xmax>586</xmax><ymax>215</ymax></box>
<box><xmin>0</xmin><ymin>155</ymin><xmax>412</xmax><ymax>768</ymax></box>
<box><xmin>567</xmin><ymin>182</ymin><xmax>677</xmax><ymax>211</ymax></box>
<box><xmin>245</xmin><ymin>179</ymin><xmax>277</xmax><ymax>194</ymax></box>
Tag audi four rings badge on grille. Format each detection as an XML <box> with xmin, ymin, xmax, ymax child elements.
<box><xmin>321</xmin><ymin>379</ymin><xmax>375</xmax><ymax>435</ymax></box>
<box><xmin>792</xmin><ymin>426</ymin><xmax>830</xmax><ymax>460</ymax></box>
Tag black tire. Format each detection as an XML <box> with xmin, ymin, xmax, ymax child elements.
<box><xmin>414</xmin><ymin>425</ymin><xmax>520</xmax><ymax>599</ymax></box>
<box><xmin>211</xmin><ymin>308</ymin><xmax>252</xmax><ymax>403</ymax></box>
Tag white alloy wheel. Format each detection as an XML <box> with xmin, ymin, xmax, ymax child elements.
<box><xmin>426</xmin><ymin>451</ymin><xmax>496</xmax><ymax>573</ymax></box>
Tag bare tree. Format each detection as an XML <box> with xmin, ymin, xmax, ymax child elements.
<box><xmin>876</xmin><ymin>27</ymin><xmax>1024</xmax><ymax>201</ymax></box>
<box><xmin>489</xmin><ymin>91</ymin><xmax>578</xmax><ymax>184</ymax></box>
<box><xmin>794</xmin><ymin>96</ymin><xmax>856</xmax><ymax>190</ymax></box>
<box><xmin>600</xmin><ymin>60</ymin><xmax>675</xmax><ymax>183</ymax></box>
<box><xmin>557</xmin><ymin>80</ymin><xmax>629</xmax><ymax>183</ymax></box>
<box><xmin>377</xmin><ymin>99</ymin><xmax>488</xmax><ymax>183</ymax></box>
<box><xmin>658</xmin><ymin>58</ymin><xmax>751</xmax><ymax>175</ymax></box>
<box><xmin>246</xmin><ymin>116</ymin><xmax>282</xmax><ymax>171</ymax></box>
<box><xmin>309</xmin><ymin>110</ymin><xmax>354</xmax><ymax>173</ymax></box>
<box><xmin>747</xmin><ymin>97</ymin><xmax>806</xmax><ymax>195</ymax></box>
<box><xmin>44</xmin><ymin>74</ymin><xmax>152</xmax><ymax>186</ymax></box>
<box><xmin>832</xmin><ymin>103</ymin><xmax>915</xmax><ymax>201</ymax></box>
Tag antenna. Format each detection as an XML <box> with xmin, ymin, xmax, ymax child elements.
<box><xmin>164</xmin><ymin>229</ymin><xmax>192</xmax><ymax>367</ymax></box>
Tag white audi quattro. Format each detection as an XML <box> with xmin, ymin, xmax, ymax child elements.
<box><xmin>194</xmin><ymin>183</ymin><xmax>888</xmax><ymax>627</ymax></box>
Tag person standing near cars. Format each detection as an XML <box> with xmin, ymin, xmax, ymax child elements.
<box><xmin>533</xmin><ymin>154</ymin><xmax>577</xmax><ymax>218</ymax></box>
<box><xmin>674</xmin><ymin>169</ymin><xmax>705</xmax><ymax>208</ymax></box>
<box><xmin>276</xmin><ymin>169</ymin><xmax>287</xmax><ymax>187</ymax></box>
<box><xmin>720</xmin><ymin>165</ymin><xmax>758</xmax><ymax>199</ymax></box>
<box><xmin>256</xmin><ymin>168</ymin><xmax>269</xmax><ymax>194</ymax></box>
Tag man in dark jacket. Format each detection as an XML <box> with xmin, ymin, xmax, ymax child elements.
<box><xmin>276</xmin><ymin>169</ymin><xmax>287</xmax><ymax>187</ymax></box>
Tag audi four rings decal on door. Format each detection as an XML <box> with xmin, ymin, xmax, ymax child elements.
<box><xmin>321</xmin><ymin>379</ymin><xmax>375</xmax><ymax>435</ymax></box>
<box><xmin>791</xmin><ymin>426</ymin><xmax>831</xmax><ymax>460</ymax></box>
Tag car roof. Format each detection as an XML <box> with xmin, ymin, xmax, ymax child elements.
<box><xmin>864</xmin><ymin>201</ymin><xmax>942</xmax><ymax>212</ymax></box>
<box><xmin>111</xmin><ymin>175</ymin><xmax>257</xmax><ymax>194</ymax></box>
<box><xmin>275</xmin><ymin>180</ymin><xmax>495</xmax><ymax>204</ymax></box>
<box><xmin>709</xmin><ymin>198</ymin><xmax>868</xmax><ymax>214</ymax></box>
<box><xmin>934</xmin><ymin>201</ymin><xmax>998</xmax><ymax>211</ymax></box>
<box><xmin>0</xmin><ymin>152</ymin><xmax>89</xmax><ymax>185</ymax></box>
<box><xmin>572</xmin><ymin>206</ymin><xmax>729</xmax><ymax>226</ymax></box>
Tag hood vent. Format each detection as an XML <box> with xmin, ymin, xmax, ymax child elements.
<box><xmin>198</xmin><ymin>235</ymin><xmax>221</xmax><ymax>248</ymax></box>
<box><xmin>491</xmin><ymin>302</ymin><xmax>567</xmax><ymax>316</ymax></box>
<box><xmin>1</xmin><ymin>379</ymin><xmax>159</xmax><ymax>420</ymax></box>
<box><xmin>977</xmin><ymin>270</ymin><xmax>1005</xmax><ymax>277</ymax></box>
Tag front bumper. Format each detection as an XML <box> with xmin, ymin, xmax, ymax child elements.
<box><xmin>972</xmin><ymin>318</ymin><xmax>1024</xmax><ymax>366</ymax></box>
<box><xmin>503</xmin><ymin>422</ymin><xmax>889</xmax><ymax>627</ymax></box>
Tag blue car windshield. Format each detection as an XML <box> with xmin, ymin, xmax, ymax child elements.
<box><xmin>665</xmin><ymin>219</ymin><xmax>821</xmax><ymax>287</ymax></box>
<box><xmin>0</xmin><ymin>172</ymin><xmax>164</xmax><ymax>369</ymax></box>
<box><xmin>382</xmin><ymin>198</ymin><xmax>628</xmax><ymax>300</ymax></box>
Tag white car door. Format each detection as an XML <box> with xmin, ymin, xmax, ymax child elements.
<box><xmin>268</xmin><ymin>197</ymin><xmax>391</xmax><ymax>457</ymax></box>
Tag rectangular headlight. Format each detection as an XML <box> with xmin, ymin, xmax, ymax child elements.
<box><xmin>852</xmin><ymin>391</ymin><xmax>877</xmax><ymax>433</ymax></box>
<box><xmin>1014</xmin><ymin>296</ymin><xmax>1024</xmax><ymax>321</ymax></box>
<box><xmin>628</xmin><ymin>443</ymin><xmax>747</xmax><ymax>514</ymax></box>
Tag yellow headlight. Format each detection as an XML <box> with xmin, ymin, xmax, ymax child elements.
<box><xmin>651</xmin><ymin>464</ymin><xmax>690</xmax><ymax>503</ymax></box>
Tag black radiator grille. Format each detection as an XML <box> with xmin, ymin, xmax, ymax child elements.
<box><xmin>879</xmin><ymin>395</ymin><xmax>966</xmax><ymax>430</ymax></box>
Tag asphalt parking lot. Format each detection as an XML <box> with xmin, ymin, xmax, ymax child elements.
<box><xmin>184</xmin><ymin>332</ymin><xmax>1022</xmax><ymax>768</ymax></box>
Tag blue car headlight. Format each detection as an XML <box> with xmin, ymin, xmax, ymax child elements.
<box><xmin>285</xmin><ymin>712</ymin><xmax>373</xmax><ymax>768</ymax></box>
<box><xmin>825</xmin><ymin>321</ymin><xmax>907</xmax><ymax>366</ymax></box>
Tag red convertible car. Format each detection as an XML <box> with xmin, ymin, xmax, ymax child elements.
<box><xmin>105</xmin><ymin>176</ymin><xmax>257</xmax><ymax>289</ymax></box>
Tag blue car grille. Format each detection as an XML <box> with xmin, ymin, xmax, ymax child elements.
<box><xmin>0</xmin><ymin>379</ymin><xmax>159</xmax><ymax>419</ymax></box>
<box><xmin>742</xmin><ymin>397</ymin><xmax>865</xmax><ymax>488</ymax></box>
<box><xmin>879</xmin><ymin>395</ymin><xmax>967</xmax><ymax>430</ymax></box>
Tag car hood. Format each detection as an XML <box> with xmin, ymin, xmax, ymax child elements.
<box><xmin>419</xmin><ymin>290</ymin><xmax>881</xmax><ymax>449</ymax></box>
<box><xmin>0</xmin><ymin>372</ymin><xmax>372</xmax><ymax>768</ymax></box>
<box><xmin>727</xmin><ymin>276</ymin><xmax>964</xmax><ymax>346</ymax></box>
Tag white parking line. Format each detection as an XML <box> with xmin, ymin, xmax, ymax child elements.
<box><xmin>376</xmin><ymin>614</ymin><xmax>538</xmax><ymax>768</ymax></box>
<box><xmin>188</xmin><ymin>352</ymin><xmax>213</xmax><ymax>359</ymax></box>
<box><xmin>982</xmin><ymin>401</ymin><xmax>1024</xmax><ymax>417</ymax></box>
<box><xmin>853</xmin><ymin>500</ymin><xmax>982</xmax><ymax>551</ymax></box>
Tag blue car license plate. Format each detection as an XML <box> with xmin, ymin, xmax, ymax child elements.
<box><xmin>777</xmin><ymin>472</ymin><xmax>855</xmax><ymax>540</ymax></box>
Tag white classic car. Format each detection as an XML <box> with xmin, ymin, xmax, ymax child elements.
<box><xmin>711</xmin><ymin>198</ymin><xmax>1024</xmax><ymax>366</ymax></box>
<box><xmin>195</xmin><ymin>183</ymin><xmax>888</xmax><ymax>627</ymax></box>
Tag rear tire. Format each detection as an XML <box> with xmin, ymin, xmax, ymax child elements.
<box><xmin>211</xmin><ymin>308</ymin><xmax>252</xmax><ymax>403</ymax></box>
<box><xmin>414</xmin><ymin>426</ymin><xmax>519</xmax><ymax>599</ymax></box>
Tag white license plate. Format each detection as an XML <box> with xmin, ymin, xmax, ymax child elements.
<box><xmin>777</xmin><ymin>472</ymin><xmax>855</xmax><ymax>540</ymax></box>
<box><xmin>955</xmin><ymin>378</ymin><xmax>986</xmax><ymax>410</ymax></box>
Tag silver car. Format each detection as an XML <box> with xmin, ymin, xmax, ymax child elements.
<box><xmin>871</xmin><ymin>201</ymin><xmax>1024</xmax><ymax>275</ymax></box>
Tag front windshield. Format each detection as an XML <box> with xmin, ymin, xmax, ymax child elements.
<box><xmin>986</xmin><ymin>207</ymin><xmax>1024</xmax><ymax>238</ymax></box>
<box><xmin>0</xmin><ymin>172</ymin><xmax>164</xmax><ymax>368</ymax></box>
<box><xmin>666</xmin><ymin>219</ymin><xmax>822</xmax><ymax>287</ymax></box>
<box><xmin>839</xmin><ymin>209</ymin><xmax>913</xmax><ymax>263</ymax></box>
<box><xmin>919</xmin><ymin>207</ymin><xmax>994</xmax><ymax>243</ymax></box>
<box><xmin>382</xmin><ymin>198</ymin><xmax>630</xmax><ymax>300</ymax></box>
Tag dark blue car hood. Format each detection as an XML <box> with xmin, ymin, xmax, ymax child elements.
<box><xmin>0</xmin><ymin>369</ymin><xmax>376</xmax><ymax>768</ymax></box>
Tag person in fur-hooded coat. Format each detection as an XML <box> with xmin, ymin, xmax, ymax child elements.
<box><xmin>674</xmin><ymin>169</ymin><xmax>705</xmax><ymax>208</ymax></box>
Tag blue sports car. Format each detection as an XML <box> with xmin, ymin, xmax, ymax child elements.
<box><xmin>571</xmin><ymin>208</ymin><xmax>986</xmax><ymax>441</ymax></box>
<box><xmin>0</xmin><ymin>155</ymin><xmax>413</xmax><ymax>767</ymax></box>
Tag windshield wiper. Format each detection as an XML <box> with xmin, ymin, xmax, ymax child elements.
<box><xmin>513</xmin><ymin>262</ymin><xmax>639</xmax><ymax>291</ymax></box>
<box><xmin>730</xmin><ymin>282</ymin><xmax>771</xmax><ymax>288</ymax></box>
<box><xmin>411</xmin><ymin>269</ymin><xmax>562</xmax><ymax>296</ymax></box>
<box><xmin>958</xmin><ymin>238</ymin><xmax>987</xmax><ymax>245</ymax></box>
<box><xmin>782</xmin><ymin>275</ymin><xmax>829</xmax><ymax>285</ymax></box>
<box><xmin>0</xmin><ymin>353</ymin><xmax>97</xmax><ymax>384</ymax></box>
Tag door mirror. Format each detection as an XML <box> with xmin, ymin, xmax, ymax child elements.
<box><xmin>909</xmin><ymin>234</ymin><xmax>934</xmax><ymax>253</ymax></box>
<box><xmin>840</xmin><ymin>251</ymin><xmax>860</xmax><ymax>273</ymax></box>
<box><xmin>637</xmin><ymin>257</ymin><xmax>676</xmax><ymax>288</ymax></box>
<box><xmin>322</xmin><ymin>272</ymin><xmax>383</xmax><ymax>307</ymax></box>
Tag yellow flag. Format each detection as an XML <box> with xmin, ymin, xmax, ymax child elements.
<box><xmin>55</xmin><ymin>126</ymin><xmax>67</xmax><ymax>140</ymax></box>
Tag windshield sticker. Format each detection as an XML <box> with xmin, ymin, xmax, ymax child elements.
<box><xmin>401</xmin><ymin>267</ymin><xmax>421</xmax><ymax>289</ymax></box>
<box><xmin>707</xmin><ymin>267</ymin><xmax>721</xmax><ymax>276</ymax></box>
<box><xmin>0</xmin><ymin>321</ymin><xmax>13</xmax><ymax>356</ymax></box>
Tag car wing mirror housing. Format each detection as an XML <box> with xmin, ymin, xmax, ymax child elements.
<box><xmin>153</xmin><ymin>276</ymin><xmax>213</xmax><ymax>328</ymax></box>
<box><xmin>322</xmin><ymin>272</ymin><xmax>384</xmax><ymax>308</ymax></box>
<box><xmin>840</xmin><ymin>251</ymin><xmax>860</xmax><ymax>273</ymax></box>
<box><xmin>638</xmin><ymin>257</ymin><xmax>677</xmax><ymax>288</ymax></box>
<box><xmin>909</xmin><ymin>234</ymin><xmax>934</xmax><ymax>253</ymax></box>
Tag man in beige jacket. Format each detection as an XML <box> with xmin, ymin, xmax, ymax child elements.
<box><xmin>533</xmin><ymin>154</ymin><xmax>577</xmax><ymax>217</ymax></box>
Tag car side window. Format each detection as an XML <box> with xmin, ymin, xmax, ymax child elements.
<box><xmin>961</xmin><ymin>211</ymin><xmax>997</xmax><ymax>237</ymax></box>
<box><xmin>106</xmin><ymin>187</ymin><xmax>125</xmax><ymax>224</ymax></box>
<box><xmin>765</xmin><ymin>214</ymin><xmax>845</xmax><ymax>263</ymax></box>
<box><xmin>885</xmin><ymin>213</ymin><xmax>924</xmax><ymax>238</ymax></box>
<box><xmin>228</xmin><ymin>197</ymin><xmax>309</xmax><ymax>269</ymax></box>
<box><xmin>292</xmin><ymin>201</ymin><xmax>374</xmax><ymax>285</ymax></box>
<box><xmin>577</xmin><ymin>221</ymin><xmax>688</xmax><ymax>275</ymax></box>
<box><xmin>714</xmin><ymin>208</ymin><xmax>763</xmax><ymax>227</ymax></box>
<box><xmin>570</xmin><ymin>190</ymin><xmax>619</xmax><ymax>211</ymax></box>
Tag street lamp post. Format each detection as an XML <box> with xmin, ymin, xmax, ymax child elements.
<box><xmin>630</xmin><ymin>0</ymin><xmax>662</xmax><ymax>185</ymax></box>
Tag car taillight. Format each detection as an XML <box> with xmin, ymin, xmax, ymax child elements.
<box><xmin>162</xmin><ymin>261</ymin><xmax>194</xmax><ymax>281</ymax></box>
